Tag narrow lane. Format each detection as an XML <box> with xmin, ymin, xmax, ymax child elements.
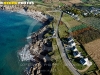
<box><xmin>55</xmin><ymin>11</ymin><xmax>80</xmax><ymax>75</ymax></box>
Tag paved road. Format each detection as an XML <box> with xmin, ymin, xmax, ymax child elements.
<box><xmin>55</xmin><ymin>11</ymin><xmax>80</xmax><ymax>75</ymax></box>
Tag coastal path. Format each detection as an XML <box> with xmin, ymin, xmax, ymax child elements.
<box><xmin>55</xmin><ymin>11</ymin><xmax>80</xmax><ymax>75</ymax></box>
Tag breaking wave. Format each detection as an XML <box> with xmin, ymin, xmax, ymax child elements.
<box><xmin>18</xmin><ymin>44</ymin><xmax>34</xmax><ymax>61</ymax></box>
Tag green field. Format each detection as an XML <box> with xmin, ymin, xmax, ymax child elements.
<box><xmin>61</xmin><ymin>13</ymin><xmax>82</xmax><ymax>28</ymax></box>
<box><xmin>50</xmin><ymin>38</ymin><xmax>73</xmax><ymax>75</ymax></box>
<box><xmin>82</xmin><ymin>17</ymin><xmax>100</xmax><ymax>30</ymax></box>
<box><xmin>58</xmin><ymin>24</ymin><xmax>69</xmax><ymax>38</ymax></box>
<box><xmin>68</xmin><ymin>24</ymin><xmax>88</xmax><ymax>32</ymax></box>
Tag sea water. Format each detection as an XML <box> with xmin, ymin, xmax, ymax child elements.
<box><xmin>0</xmin><ymin>10</ymin><xmax>43</xmax><ymax>75</ymax></box>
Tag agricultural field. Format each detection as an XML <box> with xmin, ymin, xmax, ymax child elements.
<box><xmin>84</xmin><ymin>39</ymin><xmax>100</xmax><ymax>70</ymax></box>
<box><xmin>82</xmin><ymin>17</ymin><xmax>100</xmax><ymax>30</ymax></box>
<box><xmin>74</xmin><ymin>27</ymin><xmax>100</xmax><ymax>44</ymax></box>
<box><xmin>42</xmin><ymin>0</ymin><xmax>82</xmax><ymax>7</ymax></box>
<box><xmin>60</xmin><ymin>0</ymin><xmax>82</xmax><ymax>6</ymax></box>
<box><xmin>81</xmin><ymin>0</ymin><xmax>100</xmax><ymax>5</ymax></box>
<box><xmin>43</xmin><ymin>0</ymin><xmax>82</xmax><ymax>3</ymax></box>
<box><xmin>68</xmin><ymin>23</ymin><xmax>100</xmax><ymax>44</ymax></box>
<box><xmin>68</xmin><ymin>24</ymin><xmax>88</xmax><ymax>32</ymax></box>
<box><xmin>61</xmin><ymin>13</ymin><xmax>81</xmax><ymax>28</ymax></box>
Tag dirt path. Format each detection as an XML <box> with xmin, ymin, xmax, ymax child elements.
<box><xmin>78</xmin><ymin>66</ymin><xmax>90</xmax><ymax>72</ymax></box>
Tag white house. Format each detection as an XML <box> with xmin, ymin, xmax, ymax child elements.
<box><xmin>73</xmin><ymin>51</ymin><xmax>82</xmax><ymax>58</ymax></box>
<box><xmin>80</xmin><ymin>58</ymin><xmax>92</xmax><ymax>66</ymax></box>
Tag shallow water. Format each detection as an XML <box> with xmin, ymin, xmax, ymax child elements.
<box><xmin>0</xmin><ymin>10</ymin><xmax>43</xmax><ymax>75</ymax></box>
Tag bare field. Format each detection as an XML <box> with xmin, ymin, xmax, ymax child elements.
<box><xmin>61</xmin><ymin>13</ymin><xmax>81</xmax><ymax>28</ymax></box>
<box><xmin>44</xmin><ymin>0</ymin><xmax>82</xmax><ymax>5</ymax></box>
<box><xmin>84</xmin><ymin>39</ymin><xmax>100</xmax><ymax>69</ymax></box>
<box><xmin>69</xmin><ymin>0</ymin><xmax>82</xmax><ymax>4</ymax></box>
<box><xmin>61</xmin><ymin>0</ymin><xmax>82</xmax><ymax>5</ymax></box>
<box><xmin>68</xmin><ymin>20</ymin><xmax>81</xmax><ymax>28</ymax></box>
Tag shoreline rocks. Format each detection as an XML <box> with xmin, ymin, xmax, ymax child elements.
<box><xmin>0</xmin><ymin>5</ymin><xmax>48</xmax><ymax>23</ymax></box>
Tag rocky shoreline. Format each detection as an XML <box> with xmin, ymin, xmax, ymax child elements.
<box><xmin>18</xmin><ymin>25</ymin><xmax>53</xmax><ymax>75</ymax></box>
<box><xmin>26</xmin><ymin>26</ymin><xmax>53</xmax><ymax>75</ymax></box>
<box><xmin>0</xmin><ymin>4</ymin><xmax>54</xmax><ymax>75</ymax></box>
<box><xmin>0</xmin><ymin>5</ymin><xmax>49</xmax><ymax>23</ymax></box>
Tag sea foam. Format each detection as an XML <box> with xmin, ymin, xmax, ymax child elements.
<box><xmin>18</xmin><ymin>44</ymin><xmax>34</xmax><ymax>61</ymax></box>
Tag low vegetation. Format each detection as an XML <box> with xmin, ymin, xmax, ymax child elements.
<box><xmin>37</xmin><ymin>3</ymin><xmax>99</xmax><ymax>74</ymax></box>
<box><xmin>58</xmin><ymin>24</ymin><xmax>69</xmax><ymax>38</ymax></box>
<box><xmin>45</xmin><ymin>20</ymin><xmax>73</xmax><ymax>75</ymax></box>
<box><xmin>50</xmin><ymin>38</ymin><xmax>73</xmax><ymax>75</ymax></box>
<box><xmin>82</xmin><ymin>17</ymin><xmax>100</xmax><ymax>30</ymax></box>
<box><xmin>68</xmin><ymin>24</ymin><xmax>88</xmax><ymax>32</ymax></box>
<box><xmin>74</xmin><ymin>28</ymin><xmax>100</xmax><ymax>44</ymax></box>
<box><xmin>61</xmin><ymin>13</ymin><xmax>81</xmax><ymax>28</ymax></box>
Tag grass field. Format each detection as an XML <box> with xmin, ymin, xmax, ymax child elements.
<box><xmin>46</xmin><ymin>11</ymin><xmax>69</xmax><ymax>38</ymax></box>
<box><xmin>68</xmin><ymin>24</ymin><xmax>88</xmax><ymax>32</ymax></box>
<box><xmin>61</xmin><ymin>13</ymin><xmax>81</xmax><ymax>28</ymax></box>
<box><xmin>47</xmin><ymin>11</ymin><xmax>61</xmax><ymax>20</ymax></box>
<box><xmin>58</xmin><ymin>24</ymin><xmax>69</xmax><ymax>38</ymax></box>
<box><xmin>50</xmin><ymin>38</ymin><xmax>73</xmax><ymax>75</ymax></box>
<box><xmin>82</xmin><ymin>17</ymin><xmax>100</xmax><ymax>30</ymax></box>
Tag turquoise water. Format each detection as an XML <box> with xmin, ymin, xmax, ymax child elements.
<box><xmin>0</xmin><ymin>10</ymin><xmax>43</xmax><ymax>75</ymax></box>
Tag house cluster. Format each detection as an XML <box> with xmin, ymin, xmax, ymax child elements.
<box><xmin>84</xmin><ymin>7</ymin><xmax>100</xmax><ymax>15</ymax></box>
<box><xmin>75</xmin><ymin>6</ymin><xmax>100</xmax><ymax>16</ymax></box>
<box><xmin>65</xmin><ymin>6</ymin><xmax>100</xmax><ymax>18</ymax></box>
<box><xmin>26</xmin><ymin>26</ymin><xmax>53</xmax><ymax>75</ymax></box>
<box><xmin>65</xmin><ymin>11</ymin><xmax>80</xmax><ymax>21</ymax></box>
<box><xmin>65</xmin><ymin>36</ymin><xmax>92</xmax><ymax>66</ymax></box>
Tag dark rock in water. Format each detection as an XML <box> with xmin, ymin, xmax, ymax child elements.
<box><xmin>0</xmin><ymin>6</ymin><xmax>5</xmax><ymax>10</ymax></box>
<box><xmin>23</xmin><ymin>6</ymin><xmax>28</xmax><ymax>12</ymax></box>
